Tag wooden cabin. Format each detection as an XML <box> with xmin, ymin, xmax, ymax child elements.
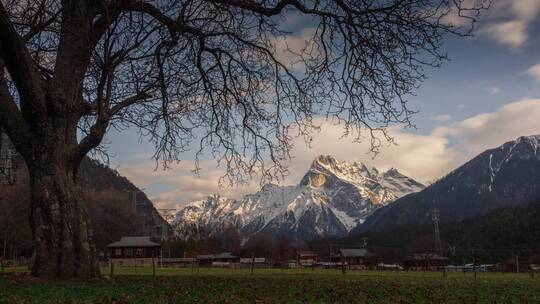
<box><xmin>330</xmin><ymin>248</ymin><xmax>378</xmax><ymax>269</ymax></box>
<box><xmin>107</xmin><ymin>236</ymin><xmax>161</xmax><ymax>267</ymax></box>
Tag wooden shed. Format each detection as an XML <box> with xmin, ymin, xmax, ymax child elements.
<box><xmin>331</xmin><ymin>248</ymin><xmax>378</xmax><ymax>267</ymax></box>
<box><xmin>107</xmin><ymin>236</ymin><xmax>161</xmax><ymax>267</ymax></box>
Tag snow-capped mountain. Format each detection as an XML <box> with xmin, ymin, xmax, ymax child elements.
<box><xmin>355</xmin><ymin>135</ymin><xmax>540</xmax><ymax>233</ymax></box>
<box><xmin>171</xmin><ymin>155</ymin><xmax>424</xmax><ymax>243</ymax></box>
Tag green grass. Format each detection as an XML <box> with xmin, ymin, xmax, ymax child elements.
<box><xmin>1</xmin><ymin>267</ymin><xmax>539</xmax><ymax>303</ymax></box>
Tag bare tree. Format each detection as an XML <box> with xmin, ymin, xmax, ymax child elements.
<box><xmin>0</xmin><ymin>0</ymin><xmax>488</xmax><ymax>278</ymax></box>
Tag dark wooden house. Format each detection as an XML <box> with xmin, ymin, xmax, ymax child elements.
<box><xmin>107</xmin><ymin>236</ymin><xmax>161</xmax><ymax>266</ymax></box>
<box><xmin>331</xmin><ymin>248</ymin><xmax>378</xmax><ymax>268</ymax></box>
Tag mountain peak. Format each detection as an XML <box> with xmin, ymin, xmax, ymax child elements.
<box><xmin>312</xmin><ymin>155</ymin><xmax>339</xmax><ymax>166</ymax></box>
<box><xmin>173</xmin><ymin>154</ymin><xmax>424</xmax><ymax>243</ymax></box>
<box><xmin>383</xmin><ymin>167</ymin><xmax>404</xmax><ymax>177</ymax></box>
<box><xmin>516</xmin><ymin>135</ymin><xmax>540</xmax><ymax>148</ymax></box>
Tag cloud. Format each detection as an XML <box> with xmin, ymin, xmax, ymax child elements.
<box><xmin>429</xmin><ymin>114</ymin><xmax>452</xmax><ymax>122</ymax></box>
<box><xmin>484</xmin><ymin>86</ymin><xmax>501</xmax><ymax>95</ymax></box>
<box><xmin>434</xmin><ymin>98</ymin><xmax>540</xmax><ymax>155</ymax></box>
<box><xmin>481</xmin><ymin>20</ymin><xmax>527</xmax><ymax>48</ymax></box>
<box><xmin>480</xmin><ymin>0</ymin><xmax>540</xmax><ymax>48</ymax></box>
<box><xmin>527</xmin><ymin>63</ymin><xmax>540</xmax><ymax>83</ymax></box>
<box><xmin>117</xmin><ymin>99</ymin><xmax>540</xmax><ymax>210</ymax></box>
<box><xmin>284</xmin><ymin>122</ymin><xmax>460</xmax><ymax>185</ymax></box>
<box><xmin>118</xmin><ymin>160</ymin><xmax>260</xmax><ymax>210</ymax></box>
<box><xmin>509</xmin><ymin>0</ymin><xmax>540</xmax><ymax>21</ymax></box>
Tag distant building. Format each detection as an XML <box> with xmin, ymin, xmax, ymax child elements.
<box><xmin>107</xmin><ymin>236</ymin><xmax>161</xmax><ymax>267</ymax></box>
<box><xmin>240</xmin><ymin>257</ymin><xmax>268</xmax><ymax>268</ymax></box>
<box><xmin>402</xmin><ymin>253</ymin><xmax>448</xmax><ymax>271</ymax></box>
<box><xmin>331</xmin><ymin>248</ymin><xmax>378</xmax><ymax>268</ymax></box>
<box><xmin>161</xmin><ymin>257</ymin><xmax>197</xmax><ymax>267</ymax></box>
<box><xmin>196</xmin><ymin>252</ymin><xmax>239</xmax><ymax>267</ymax></box>
<box><xmin>298</xmin><ymin>251</ymin><xmax>319</xmax><ymax>266</ymax></box>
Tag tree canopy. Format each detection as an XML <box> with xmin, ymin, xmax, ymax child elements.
<box><xmin>0</xmin><ymin>0</ymin><xmax>489</xmax><ymax>183</ymax></box>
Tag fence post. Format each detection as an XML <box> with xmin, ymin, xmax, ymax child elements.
<box><xmin>250</xmin><ymin>253</ymin><xmax>255</xmax><ymax>276</ymax></box>
<box><xmin>1</xmin><ymin>258</ymin><xmax>4</xmax><ymax>275</ymax></box>
<box><xmin>341</xmin><ymin>254</ymin><xmax>346</xmax><ymax>275</ymax></box>
<box><xmin>442</xmin><ymin>265</ymin><xmax>446</xmax><ymax>278</ymax></box>
<box><xmin>515</xmin><ymin>255</ymin><xmax>519</xmax><ymax>273</ymax></box>
<box><xmin>110</xmin><ymin>260</ymin><xmax>114</xmax><ymax>277</ymax></box>
<box><xmin>152</xmin><ymin>257</ymin><xmax>156</xmax><ymax>278</ymax></box>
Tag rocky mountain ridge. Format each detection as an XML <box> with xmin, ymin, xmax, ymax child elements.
<box><xmin>171</xmin><ymin>155</ymin><xmax>424</xmax><ymax>243</ymax></box>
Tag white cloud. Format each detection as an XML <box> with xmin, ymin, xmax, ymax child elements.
<box><xmin>117</xmin><ymin>98</ymin><xmax>540</xmax><ymax>209</ymax></box>
<box><xmin>434</xmin><ymin>98</ymin><xmax>540</xmax><ymax>155</ymax></box>
<box><xmin>480</xmin><ymin>0</ymin><xmax>540</xmax><ymax>48</ymax></box>
<box><xmin>118</xmin><ymin>160</ymin><xmax>260</xmax><ymax>210</ymax></box>
<box><xmin>284</xmin><ymin>122</ymin><xmax>460</xmax><ymax>185</ymax></box>
<box><xmin>429</xmin><ymin>114</ymin><xmax>452</xmax><ymax>122</ymax></box>
<box><xmin>527</xmin><ymin>63</ymin><xmax>540</xmax><ymax>83</ymax></box>
<box><xmin>509</xmin><ymin>0</ymin><xmax>540</xmax><ymax>21</ymax></box>
<box><xmin>481</xmin><ymin>20</ymin><xmax>527</xmax><ymax>48</ymax></box>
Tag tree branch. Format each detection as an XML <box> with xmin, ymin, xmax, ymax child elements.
<box><xmin>0</xmin><ymin>60</ymin><xmax>33</xmax><ymax>161</ymax></box>
<box><xmin>75</xmin><ymin>91</ymin><xmax>151</xmax><ymax>163</ymax></box>
<box><xmin>0</xmin><ymin>2</ymin><xmax>47</xmax><ymax>121</ymax></box>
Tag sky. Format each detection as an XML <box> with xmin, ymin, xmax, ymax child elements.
<box><xmin>103</xmin><ymin>0</ymin><xmax>540</xmax><ymax>211</ymax></box>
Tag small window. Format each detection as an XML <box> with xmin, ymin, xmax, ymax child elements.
<box><xmin>115</xmin><ymin>249</ymin><xmax>122</xmax><ymax>256</ymax></box>
<box><xmin>136</xmin><ymin>248</ymin><xmax>144</xmax><ymax>257</ymax></box>
<box><xmin>126</xmin><ymin>249</ymin><xmax>133</xmax><ymax>256</ymax></box>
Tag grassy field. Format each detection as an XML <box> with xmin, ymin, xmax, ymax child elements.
<box><xmin>1</xmin><ymin>267</ymin><xmax>540</xmax><ymax>303</ymax></box>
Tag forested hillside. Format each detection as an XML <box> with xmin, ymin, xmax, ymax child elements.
<box><xmin>0</xmin><ymin>156</ymin><xmax>171</xmax><ymax>258</ymax></box>
<box><xmin>342</xmin><ymin>200</ymin><xmax>540</xmax><ymax>264</ymax></box>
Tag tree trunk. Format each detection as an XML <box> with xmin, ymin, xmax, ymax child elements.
<box><xmin>28</xmin><ymin>154</ymin><xmax>99</xmax><ymax>278</ymax></box>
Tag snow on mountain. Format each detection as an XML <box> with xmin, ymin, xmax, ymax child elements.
<box><xmin>171</xmin><ymin>155</ymin><xmax>424</xmax><ymax>243</ymax></box>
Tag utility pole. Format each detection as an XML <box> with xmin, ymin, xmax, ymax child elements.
<box><xmin>431</xmin><ymin>208</ymin><xmax>442</xmax><ymax>254</ymax></box>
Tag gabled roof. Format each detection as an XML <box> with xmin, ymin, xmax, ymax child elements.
<box><xmin>107</xmin><ymin>236</ymin><xmax>160</xmax><ymax>248</ymax></box>
<box><xmin>337</xmin><ymin>248</ymin><xmax>373</xmax><ymax>257</ymax></box>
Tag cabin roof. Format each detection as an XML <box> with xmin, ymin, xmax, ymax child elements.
<box><xmin>107</xmin><ymin>236</ymin><xmax>160</xmax><ymax>248</ymax></box>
